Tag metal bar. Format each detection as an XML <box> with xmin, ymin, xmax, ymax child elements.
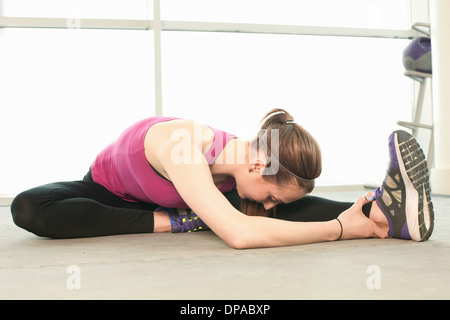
<box><xmin>413</xmin><ymin>78</ymin><xmax>428</xmax><ymax>128</ymax></box>
<box><xmin>153</xmin><ymin>0</ymin><xmax>163</xmax><ymax>116</ymax></box>
<box><xmin>397</xmin><ymin>121</ymin><xmax>433</xmax><ymax>130</ymax></box>
<box><xmin>0</xmin><ymin>16</ymin><xmax>420</xmax><ymax>39</ymax></box>
<box><xmin>162</xmin><ymin>20</ymin><xmax>420</xmax><ymax>39</ymax></box>
<box><xmin>0</xmin><ymin>16</ymin><xmax>151</xmax><ymax>30</ymax></box>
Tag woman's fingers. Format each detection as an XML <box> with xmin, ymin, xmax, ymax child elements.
<box><xmin>339</xmin><ymin>192</ymin><xmax>389</xmax><ymax>240</ymax></box>
<box><xmin>364</xmin><ymin>191</ymin><xmax>375</xmax><ymax>202</ymax></box>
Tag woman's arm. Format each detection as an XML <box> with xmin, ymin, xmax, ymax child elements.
<box><xmin>149</xmin><ymin>121</ymin><xmax>385</xmax><ymax>249</ymax></box>
<box><xmin>160</xmin><ymin>142</ymin><xmax>341</xmax><ymax>248</ymax></box>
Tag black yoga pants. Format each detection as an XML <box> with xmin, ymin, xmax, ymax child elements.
<box><xmin>10</xmin><ymin>173</ymin><xmax>371</xmax><ymax>239</ymax></box>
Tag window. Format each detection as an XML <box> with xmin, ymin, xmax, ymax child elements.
<box><xmin>162</xmin><ymin>32</ymin><xmax>411</xmax><ymax>185</ymax></box>
<box><xmin>0</xmin><ymin>0</ymin><xmax>420</xmax><ymax>195</ymax></box>
<box><xmin>0</xmin><ymin>28</ymin><xmax>154</xmax><ymax>194</ymax></box>
<box><xmin>162</xmin><ymin>0</ymin><xmax>410</xmax><ymax>29</ymax></box>
<box><xmin>2</xmin><ymin>0</ymin><xmax>151</xmax><ymax>19</ymax></box>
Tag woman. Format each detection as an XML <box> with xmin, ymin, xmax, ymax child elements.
<box><xmin>10</xmin><ymin>109</ymin><xmax>434</xmax><ymax>248</ymax></box>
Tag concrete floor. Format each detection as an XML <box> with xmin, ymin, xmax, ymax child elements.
<box><xmin>1</xmin><ymin>190</ymin><xmax>450</xmax><ymax>300</ymax></box>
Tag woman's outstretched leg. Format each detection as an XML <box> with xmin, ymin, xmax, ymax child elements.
<box><xmin>275</xmin><ymin>195</ymin><xmax>370</xmax><ymax>222</ymax></box>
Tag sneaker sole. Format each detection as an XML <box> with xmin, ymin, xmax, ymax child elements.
<box><xmin>395</xmin><ymin>130</ymin><xmax>434</xmax><ymax>241</ymax></box>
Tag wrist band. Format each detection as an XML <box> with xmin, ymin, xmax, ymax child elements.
<box><xmin>336</xmin><ymin>218</ymin><xmax>343</xmax><ymax>241</ymax></box>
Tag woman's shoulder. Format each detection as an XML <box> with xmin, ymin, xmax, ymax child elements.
<box><xmin>144</xmin><ymin>117</ymin><xmax>216</xmax><ymax>165</ymax></box>
<box><xmin>147</xmin><ymin>118</ymin><xmax>214</xmax><ymax>144</ymax></box>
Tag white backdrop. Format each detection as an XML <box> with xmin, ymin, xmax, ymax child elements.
<box><xmin>0</xmin><ymin>0</ymin><xmax>414</xmax><ymax>195</ymax></box>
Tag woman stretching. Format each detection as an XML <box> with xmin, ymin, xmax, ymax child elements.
<box><xmin>10</xmin><ymin>109</ymin><xmax>434</xmax><ymax>248</ymax></box>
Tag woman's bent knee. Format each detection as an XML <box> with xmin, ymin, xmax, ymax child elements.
<box><xmin>11</xmin><ymin>191</ymin><xmax>33</xmax><ymax>228</ymax></box>
<box><xmin>11</xmin><ymin>190</ymin><xmax>49</xmax><ymax>237</ymax></box>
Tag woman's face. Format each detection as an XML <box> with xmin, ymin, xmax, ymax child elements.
<box><xmin>236</xmin><ymin>173</ymin><xmax>305</xmax><ymax>210</ymax></box>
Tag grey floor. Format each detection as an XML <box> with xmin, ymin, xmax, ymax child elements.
<box><xmin>1</xmin><ymin>189</ymin><xmax>449</xmax><ymax>300</ymax></box>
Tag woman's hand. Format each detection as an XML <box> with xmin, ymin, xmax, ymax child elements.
<box><xmin>337</xmin><ymin>193</ymin><xmax>389</xmax><ymax>240</ymax></box>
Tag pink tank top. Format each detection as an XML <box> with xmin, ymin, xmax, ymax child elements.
<box><xmin>91</xmin><ymin>116</ymin><xmax>237</xmax><ymax>208</ymax></box>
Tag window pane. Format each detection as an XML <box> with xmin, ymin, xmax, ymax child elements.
<box><xmin>162</xmin><ymin>0</ymin><xmax>410</xmax><ymax>29</ymax></box>
<box><xmin>161</xmin><ymin>32</ymin><xmax>412</xmax><ymax>186</ymax></box>
<box><xmin>2</xmin><ymin>0</ymin><xmax>151</xmax><ymax>19</ymax></box>
<box><xmin>0</xmin><ymin>28</ymin><xmax>154</xmax><ymax>195</ymax></box>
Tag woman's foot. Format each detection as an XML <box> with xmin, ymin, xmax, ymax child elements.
<box><xmin>367</xmin><ymin>199</ymin><xmax>390</xmax><ymax>236</ymax></box>
<box><xmin>372</xmin><ymin>130</ymin><xmax>434</xmax><ymax>241</ymax></box>
<box><xmin>154</xmin><ymin>207</ymin><xmax>209</xmax><ymax>233</ymax></box>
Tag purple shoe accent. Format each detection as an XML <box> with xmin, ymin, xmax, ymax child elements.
<box><xmin>401</xmin><ymin>223</ymin><xmax>412</xmax><ymax>240</ymax></box>
<box><xmin>373</xmin><ymin>186</ymin><xmax>382</xmax><ymax>199</ymax></box>
<box><xmin>387</xmin><ymin>132</ymin><xmax>400</xmax><ymax>172</ymax></box>
<box><xmin>155</xmin><ymin>207</ymin><xmax>209</xmax><ymax>233</ymax></box>
<box><xmin>375</xmin><ymin>196</ymin><xmax>394</xmax><ymax>238</ymax></box>
<box><xmin>171</xmin><ymin>212</ymin><xmax>209</xmax><ymax>233</ymax></box>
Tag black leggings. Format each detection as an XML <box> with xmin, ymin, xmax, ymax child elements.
<box><xmin>10</xmin><ymin>171</ymin><xmax>371</xmax><ymax>239</ymax></box>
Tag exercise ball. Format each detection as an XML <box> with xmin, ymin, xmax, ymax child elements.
<box><xmin>403</xmin><ymin>37</ymin><xmax>432</xmax><ymax>73</ymax></box>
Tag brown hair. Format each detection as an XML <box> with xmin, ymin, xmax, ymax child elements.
<box><xmin>241</xmin><ymin>108</ymin><xmax>322</xmax><ymax>217</ymax></box>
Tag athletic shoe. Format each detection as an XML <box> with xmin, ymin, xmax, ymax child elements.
<box><xmin>373</xmin><ymin>130</ymin><xmax>434</xmax><ymax>241</ymax></box>
<box><xmin>154</xmin><ymin>207</ymin><xmax>209</xmax><ymax>233</ymax></box>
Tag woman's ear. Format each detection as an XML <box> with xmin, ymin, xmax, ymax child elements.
<box><xmin>248</xmin><ymin>159</ymin><xmax>267</xmax><ymax>174</ymax></box>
